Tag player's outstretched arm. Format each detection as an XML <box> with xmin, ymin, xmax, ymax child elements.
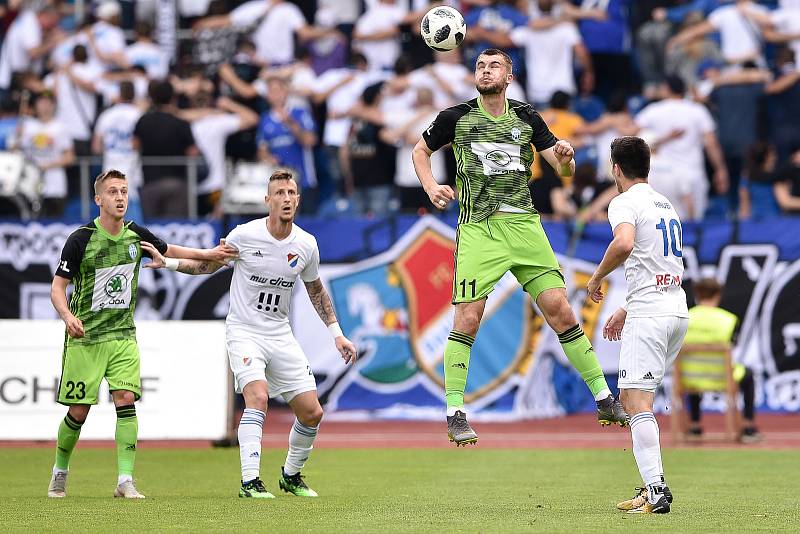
<box><xmin>304</xmin><ymin>278</ymin><xmax>357</xmax><ymax>364</ymax></box>
<box><xmin>412</xmin><ymin>138</ymin><xmax>455</xmax><ymax>210</ymax></box>
<box><xmin>587</xmin><ymin>223</ymin><xmax>635</xmax><ymax>302</ymax></box>
<box><xmin>141</xmin><ymin>242</ymin><xmax>227</xmax><ymax>275</ymax></box>
<box><xmin>165</xmin><ymin>239</ymin><xmax>239</xmax><ymax>264</ymax></box>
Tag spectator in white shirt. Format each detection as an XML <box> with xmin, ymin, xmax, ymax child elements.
<box><xmin>125</xmin><ymin>22</ymin><xmax>170</xmax><ymax>81</ymax></box>
<box><xmin>408</xmin><ymin>49</ymin><xmax>474</xmax><ymax>108</ymax></box>
<box><xmin>353</xmin><ymin>0</ymin><xmax>408</xmax><ymax>72</ymax></box>
<box><xmin>195</xmin><ymin>0</ymin><xmax>338</xmax><ymax>67</ymax></box>
<box><xmin>92</xmin><ymin>81</ymin><xmax>145</xmax><ymax>222</ymax></box>
<box><xmin>0</xmin><ymin>5</ymin><xmax>63</xmax><ymax>91</ymax></box>
<box><xmin>15</xmin><ymin>91</ymin><xmax>75</xmax><ymax>217</ymax></box>
<box><xmin>634</xmin><ymin>76</ymin><xmax>729</xmax><ymax>220</ymax></box>
<box><xmin>668</xmin><ymin>0</ymin><xmax>769</xmax><ymax>66</ymax></box>
<box><xmin>87</xmin><ymin>1</ymin><xmax>128</xmax><ymax>72</ymax></box>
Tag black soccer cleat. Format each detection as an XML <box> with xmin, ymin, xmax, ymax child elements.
<box><xmin>597</xmin><ymin>395</ymin><xmax>630</xmax><ymax>427</ymax></box>
<box><xmin>447</xmin><ymin>410</ymin><xmax>478</xmax><ymax>446</ymax></box>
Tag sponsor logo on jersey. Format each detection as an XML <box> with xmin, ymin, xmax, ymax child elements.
<box><xmin>249</xmin><ymin>274</ymin><xmax>295</xmax><ymax>288</ymax></box>
<box><xmin>253</xmin><ymin>250</ymin><xmax>263</xmax><ymax>257</ymax></box>
<box><xmin>287</xmin><ymin>253</ymin><xmax>299</xmax><ymax>268</ymax></box>
<box><xmin>128</xmin><ymin>243</ymin><xmax>137</xmax><ymax>260</ymax></box>
<box><xmin>654</xmin><ymin>201</ymin><xmax>672</xmax><ymax>210</ymax></box>
<box><xmin>511</xmin><ymin>127</ymin><xmax>521</xmax><ymax>142</ymax></box>
<box><xmin>105</xmin><ymin>273</ymin><xmax>128</xmax><ymax>299</ymax></box>
<box><xmin>655</xmin><ymin>273</ymin><xmax>682</xmax><ymax>287</ymax></box>
<box><xmin>485</xmin><ymin>149</ymin><xmax>512</xmax><ymax>167</ymax></box>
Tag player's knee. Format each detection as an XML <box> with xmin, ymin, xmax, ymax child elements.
<box><xmin>246</xmin><ymin>391</ymin><xmax>269</xmax><ymax>411</ymax></box>
<box><xmin>299</xmin><ymin>405</ymin><xmax>323</xmax><ymax>427</ymax></box>
<box><xmin>112</xmin><ymin>390</ymin><xmax>136</xmax><ymax>406</ymax></box>
<box><xmin>454</xmin><ymin>314</ymin><xmax>481</xmax><ymax>337</ymax></box>
<box><xmin>68</xmin><ymin>405</ymin><xmax>89</xmax><ymax>423</ymax></box>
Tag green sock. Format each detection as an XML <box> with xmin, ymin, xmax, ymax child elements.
<box><xmin>444</xmin><ymin>331</ymin><xmax>475</xmax><ymax>408</ymax></box>
<box><xmin>54</xmin><ymin>413</ymin><xmax>84</xmax><ymax>470</ymax></box>
<box><xmin>557</xmin><ymin>325</ymin><xmax>610</xmax><ymax>398</ymax></box>
<box><xmin>115</xmin><ymin>404</ymin><xmax>138</xmax><ymax>477</ymax></box>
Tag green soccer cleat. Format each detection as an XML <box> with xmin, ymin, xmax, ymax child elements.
<box><xmin>597</xmin><ymin>395</ymin><xmax>630</xmax><ymax>427</ymax></box>
<box><xmin>447</xmin><ymin>410</ymin><xmax>478</xmax><ymax>446</ymax></box>
<box><xmin>239</xmin><ymin>478</ymin><xmax>275</xmax><ymax>499</ymax></box>
<box><xmin>279</xmin><ymin>468</ymin><xmax>319</xmax><ymax>497</ymax></box>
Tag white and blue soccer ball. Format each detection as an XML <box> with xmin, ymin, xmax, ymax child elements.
<box><xmin>420</xmin><ymin>6</ymin><xmax>466</xmax><ymax>52</ymax></box>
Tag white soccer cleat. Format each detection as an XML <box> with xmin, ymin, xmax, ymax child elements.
<box><xmin>114</xmin><ymin>480</ymin><xmax>146</xmax><ymax>499</ymax></box>
<box><xmin>48</xmin><ymin>471</ymin><xmax>68</xmax><ymax>498</ymax></box>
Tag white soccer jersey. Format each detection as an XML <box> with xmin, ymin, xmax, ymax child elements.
<box><xmin>607</xmin><ymin>183</ymin><xmax>689</xmax><ymax>318</ymax></box>
<box><xmin>224</xmin><ymin>218</ymin><xmax>320</xmax><ymax>338</ymax></box>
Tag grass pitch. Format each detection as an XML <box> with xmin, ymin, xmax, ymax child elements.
<box><xmin>1</xmin><ymin>447</ymin><xmax>797</xmax><ymax>533</ymax></box>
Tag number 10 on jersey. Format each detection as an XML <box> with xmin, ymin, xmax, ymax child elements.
<box><xmin>656</xmin><ymin>218</ymin><xmax>682</xmax><ymax>257</ymax></box>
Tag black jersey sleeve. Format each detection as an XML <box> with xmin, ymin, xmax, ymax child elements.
<box><xmin>513</xmin><ymin>102</ymin><xmax>558</xmax><ymax>152</ymax></box>
<box><xmin>129</xmin><ymin>222</ymin><xmax>169</xmax><ymax>257</ymax></box>
<box><xmin>56</xmin><ymin>226</ymin><xmax>93</xmax><ymax>279</ymax></box>
<box><xmin>422</xmin><ymin>104</ymin><xmax>469</xmax><ymax>152</ymax></box>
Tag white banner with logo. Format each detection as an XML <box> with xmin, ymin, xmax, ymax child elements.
<box><xmin>0</xmin><ymin>320</ymin><xmax>229</xmax><ymax>439</ymax></box>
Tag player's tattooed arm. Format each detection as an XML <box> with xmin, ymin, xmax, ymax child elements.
<box><xmin>304</xmin><ymin>278</ymin><xmax>337</xmax><ymax>326</ymax></box>
<box><xmin>141</xmin><ymin>242</ymin><xmax>226</xmax><ymax>275</ymax></box>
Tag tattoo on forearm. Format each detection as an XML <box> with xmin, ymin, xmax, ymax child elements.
<box><xmin>305</xmin><ymin>279</ymin><xmax>336</xmax><ymax>325</ymax></box>
<box><xmin>178</xmin><ymin>260</ymin><xmax>213</xmax><ymax>275</ymax></box>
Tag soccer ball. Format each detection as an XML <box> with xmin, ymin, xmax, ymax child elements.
<box><xmin>420</xmin><ymin>6</ymin><xmax>466</xmax><ymax>52</ymax></box>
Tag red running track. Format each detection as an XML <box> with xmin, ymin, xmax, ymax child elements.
<box><xmin>3</xmin><ymin>413</ymin><xmax>799</xmax><ymax>450</ymax></box>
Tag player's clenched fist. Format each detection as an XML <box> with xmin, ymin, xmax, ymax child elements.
<box><xmin>553</xmin><ymin>140</ymin><xmax>575</xmax><ymax>165</ymax></box>
<box><xmin>425</xmin><ymin>184</ymin><xmax>456</xmax><ymax>209</ymax></box>
<box><xmin>335</xmin><ymin>336</ymin><xmax>358</xmax><ymax>364</ymax></box>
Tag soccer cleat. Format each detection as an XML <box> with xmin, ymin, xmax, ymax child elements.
<box><xmin>627</xmin><ymin>486</ymin><xmax>672</xmax><ymax>514</ymax></box>
<box><xmin>114</xmin><ymin>480</ymin><xmax>146</xmax><ymax>499</ymax></box>
<box><xmin>239</xmin><ymin>477</ymin><xmax>275</xmax><ymax>499</ymax></box>
<box><xmin>597</xmin><ymin>395</ymin><xmax>630</xmax><ymax>427</ymax></box>
<box><xmin>619</xmin><ymin>485</ymin><xmax>673</xmax><ymax>513</ymax></box>
<box><xmin>740</xmin><ymin>427</ymin><xmax>763</xmax><ymax>444</ymax></box>
<box><xmin>447</xmin><ymin>410</ymin><xmax>478</xmax><ymax>446</ymax></box>
<box><xmin>47</xmin><ymin>471</ymin><xmax>68</xmax><ymax>498</ymax></box>
<box><xmin>279</xmin><ymin>468</ymin><xmax>318</xmax><ymax>497</ymax></box>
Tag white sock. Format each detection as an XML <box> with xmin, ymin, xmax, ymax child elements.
<box><xmin>630</xmin><ymin>412</ymin><xmax>665</xmax><ymax>501</ymax></box>
<box><xmin>118</xmin><ymin>474</ymin><xmax>132</xmax><ymax>485</ymax></box>
<box><xmin>283</xmin><ymin>418</ymin><xmax>318</xmax><ymax>476</ymax></box>
<box><xmin>239</xmin><ymin>408</ymin><xmax>265</xmax><ymax>482</ymax></box>
<box><xmin>446</xmin><ymin>406</ymin><xmax>464</xmax><ymax>417</ymax></box>
<box><xmin>594</xmin><ymin>388</ymin><xmax>612</xmax><ymax>402</ymax></box>
<box><xmin>53</xmin><ymin>466</ymin><xmax>67</xmax><ymax>475</ymax></box>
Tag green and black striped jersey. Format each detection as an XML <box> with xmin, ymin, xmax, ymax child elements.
<box><xmin>423</xmin><ymin>97</ymin><xmax>557</xmax><ymax>224</ymax></box>
<box><xmin>55</xmin><ymin>218</ymin><xmax>167</xmax><ymax>346</ymax></box>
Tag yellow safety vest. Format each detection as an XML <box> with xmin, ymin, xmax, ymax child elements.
<box><xmin>680</xmin><ymin>306</ymin><xmax>739</xmax><ymax>391</ymax></box>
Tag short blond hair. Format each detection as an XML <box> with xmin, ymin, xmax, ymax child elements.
<box><xmin>94</xmin><ymin>169</ymin><xmax>127</xmax><ymax>195</ymax></box>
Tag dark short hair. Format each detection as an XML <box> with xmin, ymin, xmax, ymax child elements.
<box><xmin>610</xmin><ymin>136</ymin><xmax>651</xmax><ymax>180</ymax></box>
<box><xmin>549</xmin><ymin>90</ymin><xmax>571</xmax><ymax>110</ymax></box>
<box><xmin>119</xmin><ymin>80</ymin><xmax>135</xmax><ymax>102</ymax></box>
<box><xmin>149</xmin><ymin>80</ymin><xmax>174</xmax><ymax>105</ymax></box>
<box><xmin>72</xmin><ymin>44</ymin><xmax>88</xmax><ymax>62</ymax></box>
<box><xmin>477</xmin><ymin>48</ymin><xmax>513</xmax><ymax>72</ymax></box>
<box><xmin>268</xmin><ymin>169</ymin><xmax>298</xmax><ymax>192</ymax></box>
<box><xmin>94</xmin><ymin>169</ymin><xmax>127</xmax><ymax>194</ymax></box>
<box><xmin>135</xmin><ymin>21</ymin><xmax>152</xmax><ymax>38</ymax></box>
<box><xmin>665</xmin><ymin>75</ymin><xmax>686</xmax><ymax>96</ymax></box>
<box><xmin>693</xmin><ymin>278</ymin><xmax>722</xmax><ymax>301</ymax></box>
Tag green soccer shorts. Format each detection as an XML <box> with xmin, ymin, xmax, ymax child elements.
<box><xmin>58</xmin><ymin>339</ymin><xmax>142</xmax><ymax>405</ymax></box>
<box><xmin>453</xmin><ymin>212</ymin><xmax>565</xmax><ymax>304</ymax></box>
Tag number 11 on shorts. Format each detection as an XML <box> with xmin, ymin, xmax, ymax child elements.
<box><xmin>459</xmin><ymin>278</ymin><xmax>477</xmax><ymax>299</ymax></box>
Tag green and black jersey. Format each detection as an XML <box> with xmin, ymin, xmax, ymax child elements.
<box><xmin>55</xmin><ymin>218</ymin><xmax>168</xmax><ymax>346</ymax></box>
<box><xmin>422</xmin><ymin>97</ymin><xmax>557</xmax><ymax>224</ymax></box>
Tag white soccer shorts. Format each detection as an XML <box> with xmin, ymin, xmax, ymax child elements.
<box><xmin>226</xmin><ymin>331</ymin><xmax>317</xmax><ymax>402</ymax></box>
<box><xmin>618</xmin><ymin>316</ymin><xmax>689</xmax><ymax>392</ymax></box>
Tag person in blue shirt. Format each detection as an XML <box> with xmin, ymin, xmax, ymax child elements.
<box><xmin>463</xmin><ymin>0</ymin><xmax>528</xmax><ymax>86</ymax></box>
<box><xmin>257</xmin><ymin>76</ymin><xmax>318</xmax><ymax>214</ymax></box>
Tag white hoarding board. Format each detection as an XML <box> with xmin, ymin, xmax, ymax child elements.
<box><xmin>0</xmin><ymin>320</ymin><xmax>228</xmax><ymax>440</ymax></box>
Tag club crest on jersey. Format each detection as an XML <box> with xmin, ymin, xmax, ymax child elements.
<box><xmin>287</xmin><ymin>253</ymin><xmax>299</xmax><ymax>268</ymax></box>
<box><xmin>511</xmin><ymin>127</ymin><xmax>521</xmax><ymax>142</ymax></box>
<box><xmin>128</xmin><ymin>243</ymin><xmax>137</xmax><ymax>260</ymax></box>
<box><xmin>243</xmin><ymin>357</ymin><xmax>252</xmax><ymax>366</ymax></box>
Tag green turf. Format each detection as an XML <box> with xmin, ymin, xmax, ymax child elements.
<box><xmin>2</xmin><ymin>447</ymin><xmax>797</xmax><ymax>533</ymax></box>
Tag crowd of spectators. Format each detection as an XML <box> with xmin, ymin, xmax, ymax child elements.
<box><xmin>1</xmin><ymin>0</ymin><xmax>800</xmax><ymax>222</ymax></box>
